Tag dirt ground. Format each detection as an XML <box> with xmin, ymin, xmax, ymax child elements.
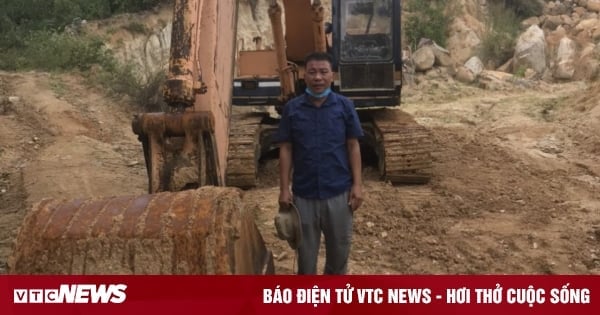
<box><xmin>0</xmin><ymin>71</ymin><xmax>598</xmax><ymax>275</ymax></box>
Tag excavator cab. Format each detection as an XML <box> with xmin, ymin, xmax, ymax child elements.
<box><xmin>232</xmin><ymin>0</ymin><xmax>402</xmax><ymax>108</ymax></box>
<box><xmin>332</xmin><ymin>0</ymin><xmax>402</xmax><ymax>107</ymax></box>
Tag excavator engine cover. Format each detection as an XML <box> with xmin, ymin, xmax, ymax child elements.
<box><xmin>9</xmin><ymin>187</ymin><xmax>274</xmax><ymax>274</ymax></box>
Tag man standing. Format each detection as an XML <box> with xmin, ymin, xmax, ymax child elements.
<box><xmin>276</xmin><ymin>52</ymin><xmax>364</xmax><ymax>274</ymax></box>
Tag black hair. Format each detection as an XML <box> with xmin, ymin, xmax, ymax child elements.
<box><xmin>304</xmin><ymin>51</ymin><xmax>333</xmax><ymax>67</ymax></box>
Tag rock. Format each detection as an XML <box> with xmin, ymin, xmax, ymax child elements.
<box><xmin>587</xmin><ymin>0</ymin><xmax>600</xmax><ymax>12</ymax></box>
<box><xmin>521</xmin><ymin>17</ymin><xmax>540</xmax><ymax>29</ymax></box>
<box><xmin>548</xmin><ymin>1</ymin><xmax>570</xmax><ymax>15</ymax></box>
<box><xmin>514</xmin><ymin>25</ymin><xmax>547</xmax><ymax>75</ymax></box>
<box><xmin>455</xmin><ymin>66</ymin><xmax>476</xmax><ymax>83</ymax></box>
<box><xmin>431</xmin><ymin>42</ymin><xmax>453</xmax><ymax>67</ymax></box>
<box><xmin>447</xmin><ymin>16</ymin><xmax>484</xmax><ymax>64</ymax></box>
<box><xmin>478</xmin><ymin>70</ymin><xmax>514</xmax><ymax>90</ymax></box>
<box><xmin>574</xmin><ymin>18</ymin><xmax>600</xmax><ymax>35</ymax></box>
<box><xmin>554</xmin><ymin>37</ymin><xmax>577</xmax><ymax>80</ymax></box>
<box><xmin>574</xmin><ymin>58</ymin><xmax>600</xmax><ymax>80</ymax></box>
<box><xmin>412</xmin><ymin>45</ymin><xmax>435</xmax><ymax>72</ymax></box>
<box><xmin>537</xmin><ymin>136</ymin><xmax>564</xmax><ymax>154</ymax></box>
<box><xmin>464</xmin><ymin>56</ymin><xmax>484</xmax><ymax>77</ymax></box>
<box><xmin>543</xmin><ymin>15</ymin><xmax>563</xmax><ymax>31</ymax></box>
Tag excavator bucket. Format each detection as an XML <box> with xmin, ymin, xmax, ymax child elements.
<box><xmin>9</xmin><ymin>187</ymin><xmax>274</xmax><ymax>274</ymax></box>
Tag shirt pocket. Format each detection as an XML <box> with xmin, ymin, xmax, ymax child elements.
<box><xmin>291</xmin><ymin>112</ymin><xmax>314</xmax><ymax>144</ymax></box>
<box><xmin>325</xmin><ymin>111</ymin><xmax>346</xmax><ymax>144</ymax></box>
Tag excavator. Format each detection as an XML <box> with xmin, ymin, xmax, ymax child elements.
<box><xmin>8</xmin><ymin>0</ymin><xmax>432</xmax><ymax>275</ymax></box>
<box><xmin>229</xmin><ymin>0</ymin><xmax>433</xmax><ymax>188</ymax></box>
<box><xmin>9</xmin><ymin>0</ymin><xmax>274</xmax><ymax>275</ymax></box>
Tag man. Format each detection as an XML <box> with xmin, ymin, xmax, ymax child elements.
<box><xmin>276</xmin><ymin>52</ymin><xmax>364</xmax><ymax>274</ymax></box>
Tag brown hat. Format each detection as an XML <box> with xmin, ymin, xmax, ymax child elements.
<box><xmin>274</xmin><ymin>203</ymin><xmax>302</xmax><ymax>250</ymax></box>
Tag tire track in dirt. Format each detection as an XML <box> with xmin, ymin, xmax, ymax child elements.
<box><xmin>0</xmin><ymin>72</ymin><xmax>147</xmax><ymax>273</ymax></box>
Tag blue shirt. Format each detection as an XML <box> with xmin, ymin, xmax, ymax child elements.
<box><xmin>275</xmin><ymin>92</ymin><xmax>364</xmax><ymax>200</ymax></box>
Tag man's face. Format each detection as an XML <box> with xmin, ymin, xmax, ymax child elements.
<box><xmin>304</xmin><ymin>59</ymin><xmax>333</xmax><ymax>94</ymax></box>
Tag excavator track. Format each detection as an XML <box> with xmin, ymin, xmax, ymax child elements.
<box><xmin>370</xmin><ymin>109</ymin><xmax>433</xmax><ymax>184</ymax></box>
<box><xmin>226</xmin><ymin>112</ymin><xmax>264</xmax><ymax>189</ymax></box>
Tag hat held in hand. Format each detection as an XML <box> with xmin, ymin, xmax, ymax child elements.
<box><xmin>274</xmin><ymin>202</ymin><xmax>302</xmax><ymax>250</ymax></box>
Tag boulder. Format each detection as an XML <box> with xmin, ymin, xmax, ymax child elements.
<box><xmin>587</xmin><ymin>0</ymin><xmax>600</xmax><ymax>12</ymax></box>
<box><xmin>412</xmin><ymin>45</ymin><xmax>435</xmax><ymax>72</ymax></box>
<box><xmin>554</xmin><ymin>37</ymin><xmax>577</xmax><ymax>80</ymax></box>
<box><xmin>455</xmin><ymin>66</ymin><xmax>476</xmax><ymax>84</ymax></box>
<box><xmin>464</xmin><ymin>56</ymin><xmax>484</xmax><ymax>76</ymax></box>
<box><xmin>446</xmin><ymin>16</ymin><xmax>484</xmax><ymax>64</ymax></box>
<box><xmin>431</xmin><ymin>42</ymin><xmax>453</xmax><ymax>67</ymax></box>
<box><xmin>513</xmin><ymin>25</ymin><xmax>547</xmax><ymax>75</ymax></box>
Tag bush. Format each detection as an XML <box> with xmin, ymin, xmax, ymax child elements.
<box><xmin>0</xmin><ymin>31</ymin><xmax>109</xmax><ymax>71</ymax></box>
<box><xmin>0</xmin><ymin>0</ymin><xmax>169</xmax><ymax>110</ymax></box>
<box><xmin>404</xmin><ymin>0</ymin><xmax>449</xmax><ymax>50</ymax></box>
<box><xmin>123</xmin><ymin>21</ymin><xmax>149</xmax><ymax>34</ymax></box>
<box><xmin>0</xmin><ymin>0</ymin><xmax>164</xmax><ymax>40</ymax></box>
<box><xmin>479</xmin><ymin>3</ymin><xmax>520</xmax><ymax>68</ymax></box>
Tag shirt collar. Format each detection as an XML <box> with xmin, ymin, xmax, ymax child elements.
<box><xmin>302</xmin><ymin>91</ymin><xmax>336</xmax><ymax>108</ymax></box>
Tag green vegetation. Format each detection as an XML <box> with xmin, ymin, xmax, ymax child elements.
<box><xmin>479</xmin><ymin>0</ymin><xmax>544</xmax><ymax>68</ymax></box>
<box><xmin>513</xmin><ymin>65</ymin><xmax>527</xmax><ymax>78</ymax></box>
<box><xmin>49</xmin><ymin>74</ymin><xmax>68</xmax><ymax>97</ymax></box>
<box><xmin>123</xmin><ymin>21</ymin><xmax>149</xmax><ymax>35</ymax></box>
<box><xmin>0</xmin><ymin>31</ymin><xmax>109</xmax><ymax>71</ymax></box>
<box><xmin>0</xmin><ymin>0</ymin><xmax>168</xmax><ymax>109</ymax></box>
<box><xmin>522</xmin><ymin>97</ymin><xmax>564</xmax><ymax>122</ymax></box>
<box><xmin>404</xmin><ymin>0</ymin><xmax>450</xmax><ymax>50</ymax></box>
<box><xmin>0</xmin><ymin>0</ymin><xmax>164</xmax><ymax>49</ymax></box>
<box><xmin>479</xmin><ymin>2</ymin><xmax>521</xmax><ymax>69</ymax></box>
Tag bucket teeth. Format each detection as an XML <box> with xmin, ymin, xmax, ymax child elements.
<box><xmin>9</xmin><ymin>187</ymin><xmax>274</xmax><ymax>275</ymax></box>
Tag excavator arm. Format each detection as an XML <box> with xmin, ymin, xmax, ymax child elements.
<box><xmin>133</xmin><ymin>0</ymin><xmax>238</xmax><ymax>192</ymax></box>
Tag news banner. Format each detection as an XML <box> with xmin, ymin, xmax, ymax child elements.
<box><xmin>1</xmin><ymin>275</ymin><xmax>597</xmax><ymax>314</ymax></box>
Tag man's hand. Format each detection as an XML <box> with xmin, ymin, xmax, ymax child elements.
<box><xmin>279</xmin><ymin>189</ymin><xmax>293</xmax><ymax>208</ymax></box>
<box><xmin>348</xmin><ymin>184</ymin><xmax>363</xmax><ymax>212</ymax></box>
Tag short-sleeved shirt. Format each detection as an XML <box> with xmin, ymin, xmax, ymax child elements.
<box><xmin>275</xmin><ymin>92</ymin><xmax>364</xmax><ymax>200</ymax></box>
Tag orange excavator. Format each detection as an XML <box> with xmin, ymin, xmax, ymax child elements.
<box><xmin>9</xmin><ymin>0</ymin><xmax>432</xmax><ymax>275</ymax></box>
<box><xmin>229</xmin><ymin>0</ymin><xmax>433</xmax><ymax>188</ymax></box>
<box><xmin>9</xmin><ymin>0</ymin><xmax>274</xmax><ymax>275</ymax></box>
